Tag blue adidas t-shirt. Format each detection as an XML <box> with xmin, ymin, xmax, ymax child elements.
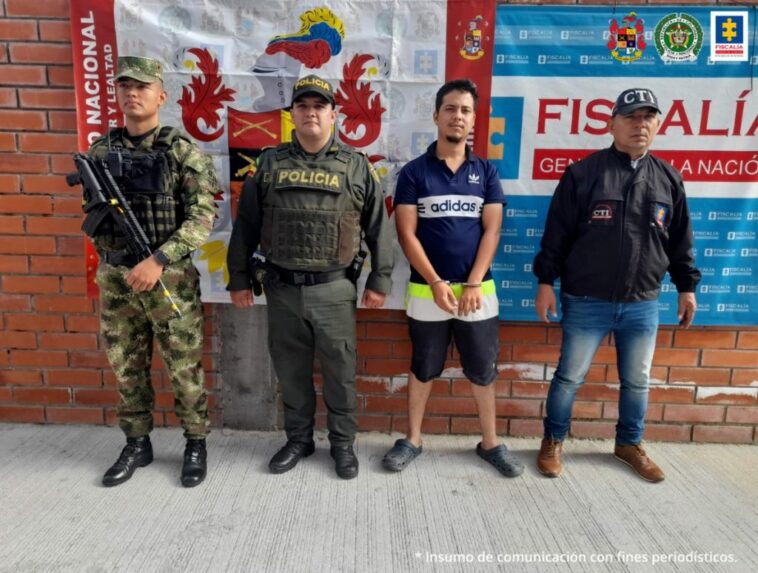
<box><xmin>394</xmin><ymin>142</ymin><xmax>506</xmax><ymax>284</ymax></box>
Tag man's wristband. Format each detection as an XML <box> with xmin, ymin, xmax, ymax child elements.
<box><xmin>152</xmin><ymin>249</ymin><xmax>170</xmax><ymax>267</ymax></box>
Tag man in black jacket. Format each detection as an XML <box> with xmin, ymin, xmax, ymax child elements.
<box><xmin>532</xmin><ymin>88</ymin><xmax>700</xmax><ymax>483</ymax></box>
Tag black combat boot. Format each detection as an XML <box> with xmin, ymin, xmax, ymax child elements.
<box><xmin>181</xmin><ymin>438</ymin><xmax>207</xmax><ymax>488</ymax></box>
<box><xmin>102</xmin><ymin>436</ymin><xmax>153</xmax><ymax>487</ymax></box>
<box><xmin>330</xmin><ymin>444</ymin><xmax>359</xmax><ymax>480</ymax></box>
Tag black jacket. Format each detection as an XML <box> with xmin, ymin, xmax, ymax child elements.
<box><xmin>533</xmin><ymin>145</ymin><xmax>701</xmax><ymax>301</ymax></box>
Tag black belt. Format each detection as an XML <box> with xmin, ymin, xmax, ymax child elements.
<box><xmin>102</xmin><ymin>250</ymin><xmax>140</xmax><ymax>268</ymax></box>
<box><xmin>271</xmin><ymin>264</ymin><xmax>348</xmax><ymax>286</ymax></box>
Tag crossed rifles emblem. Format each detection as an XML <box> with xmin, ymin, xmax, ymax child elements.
<box><xmin>233</xmin><ymin>117</ymin><xmax>277</xmax><ymax>178</ymax></box>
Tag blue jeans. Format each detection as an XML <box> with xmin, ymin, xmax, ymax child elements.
<box><xmin>544</xmin><ymin>294</ymin><xmax>659</xmax><ymax>445</ymax></box>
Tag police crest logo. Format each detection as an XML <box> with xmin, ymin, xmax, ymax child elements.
<box><xmin>654</xmin><ymin>13</ymin><xmax>704</xmax><ymax>63</ymax></box>
<box><xmin>459</xmin><ymin>16</ymin><xmax>486</xmax><ymax>61</ymax></box>
<box><xmin>607</xmin><ymin>12</ymin><xmax>646</xmax><ymax>63</ymax></box>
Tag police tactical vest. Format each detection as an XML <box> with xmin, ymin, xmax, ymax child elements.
<box><xmin>259</xmin><ymin>143</ymin><xmax>362</xmax><ymax>270</ymax></box>
<box><xmin>89</xmin><ymin>126</ymin><xmax>186</xmax><ymax>249</ymax></box>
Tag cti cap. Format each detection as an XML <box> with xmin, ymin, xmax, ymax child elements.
<box><xmin>116</xmin><ymin>56</ymin><xmax>164</xmax><ymax>84</ymax></box>
<box><xmin>612</xmin><ymin>88</ymin><xmax>661</xmax><ymax>116</ymax></box>
<box><xmin>290</xmin><ymin>74</ymin><xmax>335</xmax><ymax>106</ymax></box>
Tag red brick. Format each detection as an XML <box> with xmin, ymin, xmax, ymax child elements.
<box><xmin>0</xmin><ymin>110</ymin><xmax>46</xmax><ymax>130</ymax></box>
<box><xmin>22</xmin><ymin>174</ymin><xmax>72</xmax><ymax>193</ymax></box>
<box><xmin>357</xmin><ymin>340</ymin><xmax>392</xmax><ymax>357</ymax></box>
<box><xmin>451</xmin><ymin>416</ymin><xmax>508</xmax><ymax>435</ymax></box>
<box><xmin>655</xmin><ymin>329</ymin><xmax>673</xmax><ymax>347</ymax></box>
<box><xmin>500</xmin><ymin>325</ymin><xmax>546</xmax><ymax>343</ymax></box>
<box><xmin>40</xmin><ymin>333</ymin><xmax>98</xmax><ymax>350</ymax></box>
<box><xmin>6</xmin><ymin>0</ymin><xmax>69</xmax><ymax>18</ymax></box>
<box><xmin>669</xmin><ymin>367</ymin><xmax>731</xmax><ymax>385</ymax></box>
<box><xmin>391</xmin><ymin>415</ymin><xmax>449</xmax><ymax>435</ymax></box>
<box><xmin>495</xmin><ymin>398</ymin><xmax>541</xmax><ymax>417</ymax></box>
<box><xmin>9</xmin><ymin>43</ymin><xmax>72</xmax><ymax>64</ymax></box>
<box><xmin>26</xmin><ymin>217</ymin><xmax>83</xmax><ymax>237</ymax></box>
<box><xmin>0</xmin><ymin>387</ymin><xmax>11</xmax><ymax>402</ymax></box>
<box><xmin>643</xmin><ymin>424</ymin><xmax>692</xmax><ymax>442</ymax></box>
<box><xmin>48</xmin><ymin>65</ymin><xmax>73</xmax><ymax>86</ymax></box>
<box><xmin>18</xmin><ymin>87</ymin><xmax>75</xmax><ymax>109</ymax></box>
<box><xmin>0</xmin><ymin>153</ymin><xmax>48</xmax><ymax>173</ymax></box>
<box><xmin>648</xmin><ymin>386</ymin><xmax>695</xmax><ymax>404</ymax></box>
<box><xmin>62</xmin><ymin>277</ymin><xmax>87</xmax><ymax>294</ymax></box>
<box><xmin>0</xmin><ymin>19</ymin><xmax>37</xmax><ymax>40</ymax></box>
<box><xmin>0</xmin><ymin>215</ymin><xmax>23</xmax><ymax>233</ymax></box>
<box><xmin>38</xmin><ymin>21</ymin><xmax>70</xmax><ymax>42</ymax></box>
<box><xmin>602</xmin><ymin>402</ymin><xmax>664</xmax><ymax>422</ymax></box>
<box><xmin>35</xmin><ymin>294</ymin><xmax>92</xmax><ymax>313</ymax></box>
<box><xmin>0</xmin><ymin>331</ymin><xmax>36</xmax><ymax>349</ymax></box>
<box><xmin>53</xmin><ymin>197</ymin><xmax>84</xmax><ymax>215</ymax></box>
<box><xmin>51</xmin><ymin>154</ymin><xmax>80</xmax><ymax>173</ymax></box>
<box><xmin>47</xmin><ymin>369</ymin><xmax>102</xmax><ymax>387</ymax></box>
<box><xmin>5</xmin><ymin>313</ymin><xmax>64</xmax><ymax>332</ymax></box>
<box><xmin>0</xmin><ymin>64</ymin><xmax>46</xmax><ymax>85</ymax></box>
<box><xmin>0</xmin><ymin>367</ymin><xmax>41</xmax><ymax>385</ymax></box>
<box><xmin>46</xmin><ymin>407</ymin><xmax>104</xmax><ymax>425</ymax></box>
<box><xmin>366</xmin><ymin>322</ymin><xmax>409</xmax><ymax>339</ymax></box>
<box><xmin>0</xmin><ymin>87</ymin><xmax>16</xmax><ymax>106</ymax></box>
<box><xmin>356</xmin><ymin>415</ymin><xmax>391</xmax><ymax>432</ymax></box>
<box><xmin>57</xmin><ymin>236</ymin><xmax>85</xmax><ymax>255</ymax></box>
<box><xmin>0</xmin><ymin>235</ymin><xmax>55</xmax><ymax>254</ymax></box>
<box><xmin>10</xmin><ymin>349</ymin><xmax>67</xmax><ymax>367</ymax></box>
<box><xmin>702</xmin><ymin>349</ymin><xmax>758</xmax><ymax>368</ymax></box>
<box><xmin>0</xmin><ymin>194</ymin><xmax>51</xmax><ymax>213</ymax></box>
<box><xmin>424</xmin><ymin>397</ymin><xmax>478</xmax><ymax>415</ymax></box>
<box><xmin>725</xmin><ymin>406</ymin><xmax>758</xmax><ymax>424</ymax></box>
<box><xmin>732</xmin><ymin>369</ymin><xmax>758</xmax><ymax>386</ymax></box>
<box><xmin>451</xmin><ymin>380</ymin><xmax>507</xmax><ymax>396</ymax></box>
<box><xmin>155</xmin><ymin>391</ymin><xmax>174</xmax><ymax>408</ymax></box>
<box><xmin>652</xmin><ymin>348</ymin><xmax>699</xmax><ymax>366</ymax></box>
<box><xmin>674</xmin><ymin>330</ymin><xmax>736</xmax><ymax>349</ymax></box>
<box><xmin>696</xmin><ymin>387</ymin><xmax>757</xmax><ymax>405</ymax></box>
<box><xmin>571</xmin><ymin>421</ymin><xmax>616</xmax><ymax>439</ymax></box>
<box><xmin>355</xmin><ymin>377</ymin><xmax>391</xmax><ymax>393</ymax></box>
<box><xmin>74</xmin><ymin>389</ymin><xmax>120</xmax><ymax>406</ymax></box>
<box><xmin>69</xmin><ymin>351</ymin><xmax>110</xmax><ymax>369</ymax></box>
<box><xmin>49</xmin><ymin>110</ymin><xmax>77</xmax><ymax>131</ymax></box>
<box><xmin>364</xmin><ymin>395</ymin><xmax>408</xmax><ymax>414</ymax></box>
<box><xmin>511</xmin><ymin>345</ymin><xmax>560</xmax><ymax>362</ymax></box>
<box><xmin>692</xmin><ymin>425</ymin><xmax>753</xmax><ymax>444</ymax></box>
<box><xmin>20</xmin><ymin>132</ymin><xmax>77</xmax><ymax>153</ymax></box>
<box><xmin>0</xmin><ymin>174</ymin><xmax>19</xmax><ymax>193</ymax></box>
<box><xmin>576</xmin><ymin>384</ymin><xmax>619</xmax><ymax>401</ymax></box>
<box><xmin>66</xmin><ymin>314</ymin><xmax>100</xmax><ymax>332</ymax></box>
<box><xmin>508</xmin><ymin>418</ymin><xmax>543</xmax><ymax>437</ymax></box>
<box><xmin>664</xmin><ymin>404</ymin><xmax>724</xmax><ymax>423</ymax></box>
<box><xmin>573</xmin><ymin>401</ymin><xmax>603</xmax><ymax>419</ymax></box>
<box><xmin>511</xmin><ymin>381</ymin><xmax>548</xmax><ymax>398</ymax></box>
<box><xmin>2</xmin><ymin>275</ymin><xmax>60</xmax><ymax>293</ymax></box>
<box><xmin>0</xmin><ymin>293</ymin><xmax>30</xmax><ymax>311</ymax></box>
<box><xmin>0</xmin><ymin>133</ymin><xmax>16</xmax><ymax>152</ymax></box>
<box><xmin>737</xmin><ymin>332</ymin><xmax>758</xmax><ymax>349</ymax></box>
<box><xmin>0</xmin><ymin>255</ymin><xmax>28</xmax><ymax>272</ymax></box>
<box><xmin>0</xmin><ymin>44</ymin><xmax>6</xmax><ymax>63</ymax></box>
<box><xmin>14</xmin><ymin>387</ymin><xmax>70</xmax><ymax>404</ymax></box>
<box><xmin>0</xmin><ymin>405</ymin><xmax>44</xmax><ymax>422</ymax></box>
<box><xmin>364</xmin><ymin>358</ymin><xmax>411</xmax><ymax>376</ymax></box>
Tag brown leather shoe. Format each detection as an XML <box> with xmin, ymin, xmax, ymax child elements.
<box><xmin>537</xmin><ymin>438</ymin><xmax>563</xmax><ymax>477</ymax></box>
<box><xmin>614</xmin><ymin>444</ymin><xmax>665</xmax><ymax>483</ymax></box>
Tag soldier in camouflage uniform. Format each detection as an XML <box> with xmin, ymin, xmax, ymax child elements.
<box><xmin>226</xmin><ymin>75</ymin><xmax>393</xmax><ymax>480</ymax></box>
<box><xmin>88</xmin><ymin>56</ymin><xmax>219</xmax><ymax>488</ymax></box>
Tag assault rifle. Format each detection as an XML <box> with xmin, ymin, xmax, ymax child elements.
<box><xmin>67</xmin><ymin>151</ymin><xmax>182</xmax><ymax>317</ymax></box>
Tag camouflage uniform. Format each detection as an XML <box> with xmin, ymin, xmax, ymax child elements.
<box><xmin>89</xmin><ymin>63</ymin><xmax>218</xmax><ymax>438</ymax></box>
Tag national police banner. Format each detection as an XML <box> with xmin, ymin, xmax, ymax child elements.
<box><xmin>68</xmin><ymin>0</ymin><xmax>497</xmax><ymax>306</ymax></box>
<box><xmin>490</xmin><ymin>6</ymin><xmax>757</xmax><ymax>325</ymax></box>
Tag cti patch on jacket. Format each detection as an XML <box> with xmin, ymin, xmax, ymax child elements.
<box><xmin>589</xmin><ymin>202</ymin><xmax>616</xmax><ymax>224</ymax></box>
<box><xmin>653</xmin><ymin>203</ymin><xmax>670</xmax><ymax>226</ymax></box>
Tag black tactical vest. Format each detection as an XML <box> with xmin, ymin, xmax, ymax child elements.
<box><xmin>259</xmin><ymin>143</ymin><xmax>362</xmax><ymax>270</ymax></box>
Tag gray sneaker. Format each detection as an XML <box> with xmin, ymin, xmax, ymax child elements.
<box><xmin>476</xmin><ymin>443</ymin><xmax>524</xmax><ymax>477</ymax></box>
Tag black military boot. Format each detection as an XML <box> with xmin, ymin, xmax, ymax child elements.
<box><xmin>330</xmin><ymin>444</ymin><xmax>359</xmax><ymax>480</ymax></box>
<box><xmin>102</xmin><ymin>436</ymin><xmax>153</xmax><ymax>487</ymax></box>
<box><xmin>181</xmin><ymin>438</ymin><xmax>207</xmax><ymax>488</ymax></box>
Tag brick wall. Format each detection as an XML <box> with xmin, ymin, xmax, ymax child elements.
<box><xmin>1</xmin><ymin>0</ymin><xmax>756</xmax><ymax>443</ymax></box>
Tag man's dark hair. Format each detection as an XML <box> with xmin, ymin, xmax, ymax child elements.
<box><xmin>435</xmin><ymin>78</ymin><xmax>478</xmax><ymax>113</ymax></box>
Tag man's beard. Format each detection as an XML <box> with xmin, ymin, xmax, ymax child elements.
<box><xmin>444</xmin><ymin>133</ymin><xmax>465</xmax><ymax>144</ymax></box>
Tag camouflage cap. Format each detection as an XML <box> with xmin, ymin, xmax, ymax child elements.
<box><xmin>290</xmin><ymin>74</ymin><xmax>335</xmax><ymax>106</ymax></box>
<box><xmin>116</xmin><ymin>56</ymin><xmax>163</xmax><ymax>84</ymax></box>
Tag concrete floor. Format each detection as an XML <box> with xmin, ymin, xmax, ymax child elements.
<box><xmin>0</xmin><ymin>423</ymin><xmax>756</xmax><ymax>573</ymax></box>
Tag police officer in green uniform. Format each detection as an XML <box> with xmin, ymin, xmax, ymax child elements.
<box><xmin>88</xmin><ymin>56</ymin><xmax>219</xmax><ymax>487</ymax></box>
<box><xmin>227</xmin><ymin>75</ymin><xmax>393</xmax><ymax>479</ymax></box>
